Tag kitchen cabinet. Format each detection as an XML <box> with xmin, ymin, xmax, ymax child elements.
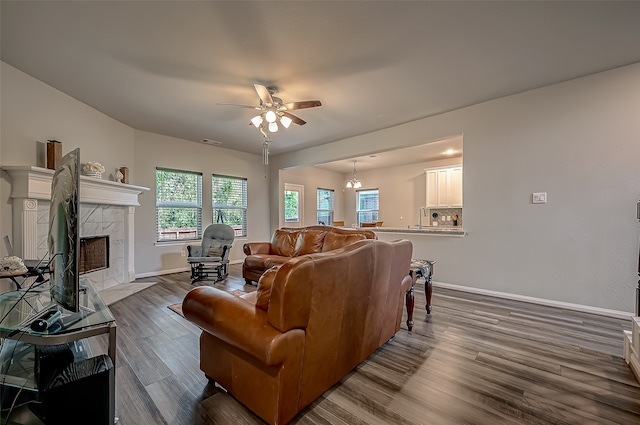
<box><xmin>425</xmin><ymin>166</ymin><xmax>462</xmax><ymax>208</ymax></box>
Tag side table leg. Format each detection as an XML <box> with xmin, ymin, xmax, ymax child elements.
<box><xmin>426</xmin><ymin>275</ymin><xmax>433</xmax><ymax>314</ymax></box>
<box><xmin>406</xmin><ymin>270</ymin><xmax>416</xmax><ymax>331</ymax></box>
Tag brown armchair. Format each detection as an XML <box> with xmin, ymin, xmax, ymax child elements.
<box><xmin>183</xmin><ymin>238</ymin><xmax>413</xmax><ymax>425</ymax></box>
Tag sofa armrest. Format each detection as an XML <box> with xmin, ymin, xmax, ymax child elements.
<box><xmin>220</xmin><ymin>244</ymin><xmax>232</xmax><ymax>261</ymax></box>
<box><xmin>401</xmin><ymin>273</ymin><xmax>412</xmax><ymax>293</ymax></box>
<box><xmin>182</xmin><ymin>286</ymin><xmax>303</xmax><ymax>365</ymax></box>
<box><xmin>243</xmin><ymin>242</ymin><xmax>272</xmax><ymax>255</ymax></box>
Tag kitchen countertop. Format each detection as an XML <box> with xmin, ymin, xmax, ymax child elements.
<box><xmin>363</xmin><ymin>227</ymin><xmax>466</xmax><ymax>236</ymax></box>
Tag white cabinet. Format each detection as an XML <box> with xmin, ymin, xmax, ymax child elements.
<box><xmin>425</xmin><ymin>166</ymin><xmax>463</xmax><ymax>208</ymax></box>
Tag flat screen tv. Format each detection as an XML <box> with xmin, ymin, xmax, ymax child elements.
<box><xmin>48</xmin><ymin>148</ymin><xmax>80</xmax><ymax>312</ymax></box>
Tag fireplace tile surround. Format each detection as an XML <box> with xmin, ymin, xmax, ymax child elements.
<box><xmin>2</xmin><ymin>166</ymin><xmax>149</xmax><ymax>291</ymax></box>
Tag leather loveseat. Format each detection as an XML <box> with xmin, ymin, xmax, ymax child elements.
<box><xmin>182</xmin><ymin>238</ymin><xmax>413</xmax><ymax>425</ymax></box>
<box><xmin>242</xmin><ymin>225</ymin><xmax>376</xmax><ymax>284</ymax></box>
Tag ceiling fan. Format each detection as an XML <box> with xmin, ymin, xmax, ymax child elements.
<box><xmin>217</xmin><ymin>84</ymin><xmax>322</xmax><ymax>135</ymax></box>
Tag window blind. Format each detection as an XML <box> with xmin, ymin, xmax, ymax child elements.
<box><xmin>212</xmin><ymin>174</ymin><xmax>247</xmax><ymax>237</ymax></box>
<box><xmin>156</xmin><ymin>168</ymin><xmax>202</xmax><ymax>241</ymax></box>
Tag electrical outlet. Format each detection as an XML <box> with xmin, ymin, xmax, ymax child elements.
<box><xmin>532</xmin><ymin>192</ymin><xmax>547</xmax><ymax>204</ymax></box>
<box><xmin>181</xmin><ymin>250</ymin><xmax>187</xmax><ymax>257</ymax></box>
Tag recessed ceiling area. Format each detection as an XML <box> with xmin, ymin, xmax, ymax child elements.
<box><xmin>314</xmin><ymin>136</ymin><xmax>463</xmax><ymax>174</ymax></box>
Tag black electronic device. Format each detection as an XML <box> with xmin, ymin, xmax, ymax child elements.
<box><xmin>32</xmin><ymin>354</ymin><xmax>114</xmax><ymax>425</ymax></box>
<box><xmin>48</xmin><ymin>148</ymin><xmax>81</xmax><ymax>312</ymax></box>
<box><xmin>29</xmin><ymin>309</ymin><xmax>62</xmax><ymax>332</ymax></box>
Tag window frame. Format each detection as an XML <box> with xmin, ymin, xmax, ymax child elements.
<box><xmin>212</xmin><ymin>174</ymin><xmax>248</xmax><ymax>238</ymax></box>
<box><xmin>155</xmin><ymin>167</ymin><xmax>203</xmax><ymax>242</ymax></box>
<box><xmin>316</xmin><ymin>187</ymin><xmax>335</xmax><ymax>225</ymax></box>
<box><xmin>356</xmin><ymin>188</ymin><xmax>379</xmax><ymax>226</ymax></box>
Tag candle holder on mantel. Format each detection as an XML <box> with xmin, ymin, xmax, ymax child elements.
<box><xmin>119</xmin><ymin>167</ymin><xmax>129</xmax><ymax>184</ymax></box>
<box><xmin>46</xmin><ymin>140</ymin><xmax>62</xmax><ymax>170</ymax></box>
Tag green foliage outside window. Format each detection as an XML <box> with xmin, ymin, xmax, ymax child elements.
<box><xmin>213</xmin><ymin>175</ymin><xmax>247</xmax><ymax>237</ymax></box>
<box><xmin>284</xmin><ymin>190</ymin><xmax>299</xmax><ymax>221</ymax></box>
<box><xmin>156</xmin><ymin>169</ymin><xmax>202</xmax><ymax>241</ymax></box>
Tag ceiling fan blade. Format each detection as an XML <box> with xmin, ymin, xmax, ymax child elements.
<box><xmin>216</xmin><ymin>103</ymin><xmax>260</xmax><ymax>110</ymax></box>
<box><xmin>282</xmin><ymin>111</ymin><xmax>307</xmax><ymax>126</ymax></box>
<box><xmin>254</xmin><ymin>84</ymin><xmax>274</xmax><ymax>106</ymax></box>
<box><xmin>284</xmin><ymin>100</ymin><xmax>322</xmax><ymax>111</ymax></box>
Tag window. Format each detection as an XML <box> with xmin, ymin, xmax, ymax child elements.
<box><xmin>356</xmin><ymin>189</ymin><xmax>379</xmax><ymax>225</ymax></box>
<box><xmin>156</xmin><ymin>168</ymin><xmax>202</xmax><ymax>242</ymax></box>
<box><xmin>212</xmin><ymin>174</ymin><xmax>247</xmax><ymax>237</ymax></box>
<box><xmin>284</xmin><ymin>185</ymin><xmax>302</xmax><ymax>224</ymax></box>
<box><xmin>317</xmin><ymin>188</ymin><xmax>334</xmax><ymax>225</ymax></box>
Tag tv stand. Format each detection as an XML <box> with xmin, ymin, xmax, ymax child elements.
<box><xmin>0</xmin><ymin>280</ymin><xmax>116</xmax><ymax>424</ymax></box>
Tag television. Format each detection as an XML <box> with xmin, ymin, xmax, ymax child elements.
<box><xmin>48</xmin><ymin>148</ymin><xmax>80</xmax><ymax>312</ymax></box>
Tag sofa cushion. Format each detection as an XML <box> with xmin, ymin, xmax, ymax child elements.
<box><xmin>255</xmin><ymin>266</ymin><xmax>280</xmax><ymax>310</ymax></box>
<box><xmin>321</xmin><ymin>232</ymin><xmax>368</xmax><ymax>252</ymax></box>
<box><xmin>244</xmin><ymin>254</ymin><xmax>290</xmax><ymax>271</ymax></box>
<box><xmin>207</xmin><ymin>245</ymin><xmax>224</xmax><ymax>257</ymax></box>
<box><xmin>271</xmin><ymin>229</ymin><xmax>299</xmax><ymax>257</ymax></box>
<box><xmin>293</xmin><ymin>230</ymin><xmax>326</xmax><ymax>256</ymax></box>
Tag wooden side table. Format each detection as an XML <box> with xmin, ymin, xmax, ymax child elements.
<box><xmin>406</xmin><ymin>259</ymin><xmax>435</xmax><ymax>332</ymax></box>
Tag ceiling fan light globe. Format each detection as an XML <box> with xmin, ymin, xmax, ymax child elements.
<box><xmin>280</xmin><ymin>115</ymin><xmax>292</xmax><ymax>128</ymax></box>
<box><xmin>251</xmin><ymin>115</ymin><xmax>263</xmax><ymax>127</ymax></box>
<box><xmin>269</xmin><ymin>121</ymin><xmax>278</xmax><ymax>132</ymax></box>
<box><xmin>265</xmin><ymin>110</ymin><xmax>277</xmax><ymax>123</ymax></box>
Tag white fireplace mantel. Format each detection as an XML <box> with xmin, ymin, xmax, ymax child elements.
<box><xmin>2</xmin><ymin>166</ymin><xmax>149</xmax><ymax>206</ymax></box>
<box><xmin>2</xmin><ymin>165</ymin><xmax>149</xmax><ymax>286</ymax></box>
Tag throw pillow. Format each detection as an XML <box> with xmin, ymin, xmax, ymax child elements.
<box><xmin>256</xmin><ymin>266</ymin><xmax>280</xmax><ymax>311</ymax></box>
<box><xmin>293</xmin><ymin>230</ymin><xmax>326</xmax><ymax>256</ymax></box>
<box><xmin>270</xmin><ymin>229</ymin><xmax>299</xmax><ymax>257</ymax></box>
<box><xmin>322</xmin><ymin>232</ymin><xmax>367</xmax><ymax>252</ymax></box>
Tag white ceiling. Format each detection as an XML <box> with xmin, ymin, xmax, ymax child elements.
<box><xmin>2</xmin><ymin>1</ymin><xmax>640</xmax><ymax>165</ymax></box>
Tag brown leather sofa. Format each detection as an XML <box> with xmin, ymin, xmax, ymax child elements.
<box><xmin>242</xmin><ymin>225</ymin><xmax>376</xmax><ymax>284</ymax></box>
<box><xmin>182</xmin><ymin>238</ymin><xmax>413</xmax><ymax>425</ymax></box>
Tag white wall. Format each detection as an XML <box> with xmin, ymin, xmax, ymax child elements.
<box><xmin>279</xmin><ymin>166</ymin><xmax>345</xmax><ymax>227</ymax></box>
<box><xmin>1</xmin><ymin>61</ymin><xmax>135</xmax><ymax>252</ymax></box>
<box><xmin>342</xmin><ymin>157</ymin><xmax>462</xmax><ymax>229</ymax></box>
<box><xmin>271</xmin><ymin>63</ymin><xmax>640</xmax><ymax>313</ymax></box>
<box><xmin>133</xmin><ymin>130</ymin><xmax>269</xmax><ymax>275</ymax></box>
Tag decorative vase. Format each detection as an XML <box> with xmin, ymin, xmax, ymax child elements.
<box><xmin>85</xmin><ymin>172</ymin><xmax>102</xmax><ymax>179</ymax></box>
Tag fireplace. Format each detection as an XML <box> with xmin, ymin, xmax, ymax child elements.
<box><xmin>80</xmin><ymin>235</ymin><xmax>109</xmax><ymax>275</ymax></box>
<box><xmin>2</xmin><ymin>166</ymin><xmax>149</xmax><ymax>291</ymax></box>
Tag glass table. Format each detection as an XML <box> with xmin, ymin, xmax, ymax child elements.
<box><xmin>0</xmin><ymin>280</ymin><xmax>116</xmax><ymax>423</ymax></box>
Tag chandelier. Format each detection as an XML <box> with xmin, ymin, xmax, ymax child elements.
<box><xmin>345</xmin><ymin>160</ymin><xmax>362</xmax><ymax>188</ymax></box>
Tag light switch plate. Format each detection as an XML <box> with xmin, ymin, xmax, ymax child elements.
<box><xmin>532</xmin><ymin>192</ymin><xmax>547</xmax><ymax>204</ymax></box>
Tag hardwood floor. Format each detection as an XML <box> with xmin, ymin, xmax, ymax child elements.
<box><xmin>108</xmin><ymin>265</ymin><xmax>640</xmax><ymax>424</ymax></box>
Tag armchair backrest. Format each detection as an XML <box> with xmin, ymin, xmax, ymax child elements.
<box><xmin>202</xmin><ymin>224</ymin><xmax>235</xmax><ymax>258</ymax></box>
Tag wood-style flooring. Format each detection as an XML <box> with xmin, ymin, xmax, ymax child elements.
<box><xmin>108</xmin><ymin>264</ymin><xmax>640</xmax><ymax>425</ymax></box>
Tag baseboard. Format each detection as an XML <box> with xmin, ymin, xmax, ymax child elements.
<box><xmin>134</xmin><ymin>260</ymin><xmax>243</xmax><ymax>279</ymax></box>
<box><xmin>433</xmin><ymin>281</ymin><xmax>634</xmax><ymax>320</ymax></box>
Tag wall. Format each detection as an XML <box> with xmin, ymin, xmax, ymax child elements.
<box><xmin>1</xmin><ymin>61</ymin><xmax>135</xmax><ymax>253</ymax></box>
<box><xmin>133</xmin><ymin>130</ymin><xmax>270</xmax><ymax>276</ymax></box>
<box><xmin>271</xmin><ymin>63</ymin><xmax>640</xmax><ymax>313</ymax></box>
<box><xmin>342</xmin><ymin>157</ymin><xmax>462</xmax><ymax>229</ymax></box>
<box><xmin>1</xmin><ymin>62</ymin><xmax>271</xmax><ymax>279</ymax></box>
<box><xmin>279</xmin><ymin>166</ymin><xmax>345</xmax><ymax>227</ymax></box>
